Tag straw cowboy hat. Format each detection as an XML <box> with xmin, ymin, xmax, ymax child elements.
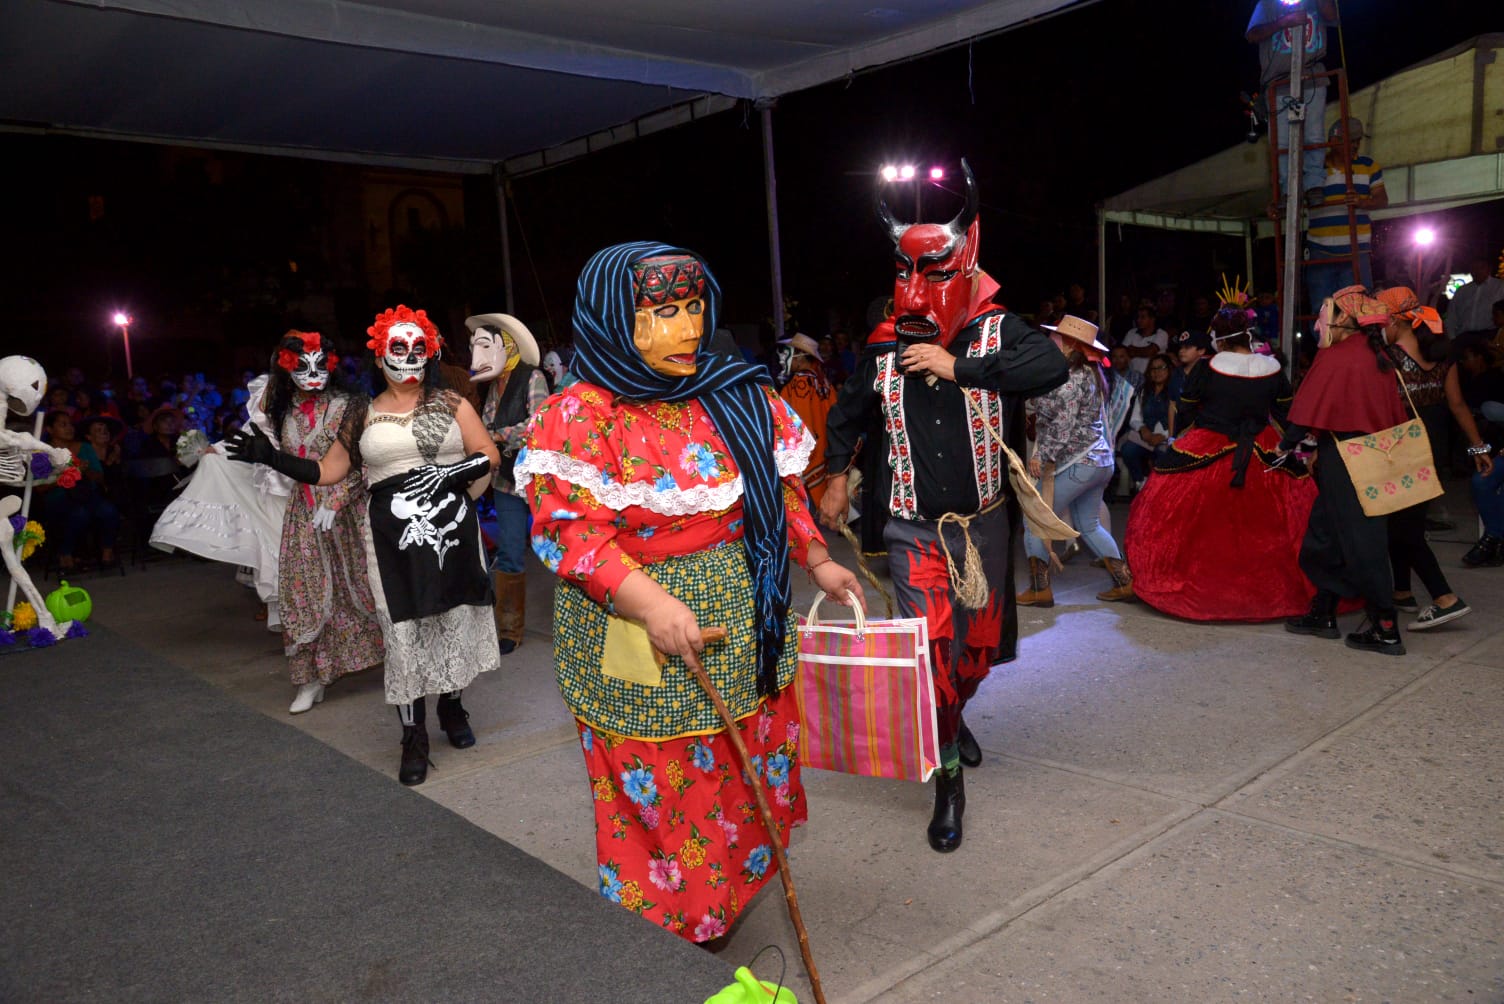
<box><xmin>779</xmin><ymin>332</ymin><xmax>821</xmax><ymax>359</ymax></box>
<box><xmin>463</xmin><ymin>313</ymin><xmax>540</xmax><ymax>367</ymax></box>
<box><xmin>1042</xmin><ymin>315</ymin><xmax>1110</xmax><ymax>355</ymax></box>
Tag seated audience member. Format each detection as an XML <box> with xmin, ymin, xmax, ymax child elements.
<box><xmin>1109</xmin><ymin>345</ymin><xmax>1144</xmax><ymax>392</ymax></box>
<box><xmin>1120</xmin><ymin>353</ymin><xmax>1176</xmax><ymax>491</ymax></box>
<box><xmin>78</xmin><ymin>416</ymin><xmax>126</xmax><ymax>503</ymax></box>
<box><xmin>127</xmin><ymin>403</ymin><xmax>188</xmax><ymax>520</ymax></box>
<box><xmin>1449</xmin><ymin>257</ymin><xmax>1504</xmax><ymax>337</ymax></box>
<box><xmin>1122</xmin><ymin>305</ymin><xmax>1169</xmax><ymax>376</ymax></box>
<box><xmin>41</xmin><ymin>411</ymin><xmax>119</xmax><ymax>569</ymax></box>
<box><xmin>1457</xmin><ymin>340</ymin><xmax>1504</xmax><ymax>425</ymax></box>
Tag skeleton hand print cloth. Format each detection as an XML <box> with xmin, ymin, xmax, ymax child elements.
<box><xmin>367</xmin><ymin>469</ymin><xmax>493</xmax><ymax>623</ymax></box>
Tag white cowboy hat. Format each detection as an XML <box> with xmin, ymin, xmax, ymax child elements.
<box><xmin>463</xmin><ymin>313</ymin><xmax>540</xmax><ymax>367</ymax></box>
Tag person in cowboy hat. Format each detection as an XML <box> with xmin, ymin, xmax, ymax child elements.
<box><xmin>464</xmin><ymin>312</ymin><xmax>549</xmax><ymax>656</ymax></box>
<box><xmin>1017</xmin><ymin>315</ymin><xmax>1136</xmax><ymax>607</ymax></box>
<box><xmin>775</xmin><ymin>332</ymin><xmax>836</xmax><ymax>507</ymax></box>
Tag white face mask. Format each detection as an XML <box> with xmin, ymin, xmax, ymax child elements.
<box><xmin>290</xmin><ymin>349</ymin><xmax>330</xmax><ymax>392</ymax></box>
<box><xmin>468</xmin><ymin>328</ymin><xmax>508</xmax><ymax>383</ymax></box>
<box><xmin>381</xmin><ymin>323</ymin><xmax>431</xmax><ymax>385</ymax></box>
<box><xmin>542</xmin><ymin>350</ymin><xmax>565</xmax><ymax>385</ymax></box>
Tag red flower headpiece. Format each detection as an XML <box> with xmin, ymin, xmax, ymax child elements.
<box><xmin>366</xmin><ymin>305</ymin><xmax>442</xmax><ymax>356</ymax></box>
<box><xmin>276</xmin><ymin>330</ymin><xmax>338</xmax><ymax>372</ymax></box>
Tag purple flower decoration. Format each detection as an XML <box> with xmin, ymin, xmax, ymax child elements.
<box><xmin>27</xmin><ymin>627</ymin><xmax>56</xmax><ymax>648</ymax></box>
<box><xmin>30</xmin><ymin>453</ymin><xmax>53</xmax><ymax>479</ymax></box>
<box><xmin>0</xmin><ymin>629</ymin><xmax>15</xmax><ymax>647</ymax></box>
<box><xmin>8</xmin><ymin>514</ymin><xmax>24</xmax><ymax>534</ymax></box>
<box><xmin>65</xmin><ymin>622</ymin><xmax>89</xmax><ymax>640</ymax></box>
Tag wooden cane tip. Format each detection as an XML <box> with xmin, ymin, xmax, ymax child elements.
<box><xmin>701</xmin><ymin>626</ymin><xmax>728</xmax><ymax>644</ymax></box>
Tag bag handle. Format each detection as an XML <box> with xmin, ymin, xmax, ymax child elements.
<box><xmin>1392</xmin><ymin>366</ymin><xmax>1423</xmax><ymax>421</ymax></box>
<box><xmin>804</xmin><ymin>589</ymin><xmax>867</xmax><ymax>636</ymax></box>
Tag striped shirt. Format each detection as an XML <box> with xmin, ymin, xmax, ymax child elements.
<box><xmin>1307</xmin><ymin>156</ymin><xmax>1384</xmax><ymax>257</ymax></box>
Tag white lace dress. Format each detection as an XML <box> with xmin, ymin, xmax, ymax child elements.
<box><xmin>360</xmin><ymin>398</ymin><xmax>500</xmax><ymax>705</ymax></box>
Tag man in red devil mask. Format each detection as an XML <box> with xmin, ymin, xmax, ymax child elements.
<box><xmin>820</xmin><ymin>160</ymin><xmax>1068</xmax><ymax>852</ymax></box>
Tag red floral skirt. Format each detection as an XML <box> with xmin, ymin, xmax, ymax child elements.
<box><xmin>1125</xmin><ymin>426</ymin><xmax>1322</xmax><ymax>622</ymax></box>
<box><xmin>577</xmin><ymin>686</ymin><xmax>807</xmax><ymax>942</ymax></box>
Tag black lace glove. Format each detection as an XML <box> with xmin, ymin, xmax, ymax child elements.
<box><xmin>397</xmin><ymin>452</ymin><xmax>491</xmax><ymax>501</ymax></box>
<box><xmin>224</xmin><ymin>425</ymin><xmax>322</xmax><ymax>485</ymax></box>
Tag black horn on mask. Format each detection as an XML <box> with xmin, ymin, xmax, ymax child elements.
<box><xmin>944</xmin><ymin>159</ymin><xmax>979</xmax><ymax>244</ymax></box>
<box><xmin>876</xmin><ymin>159</ymin><xmax>979</xmax><ymax>247</ymax></box>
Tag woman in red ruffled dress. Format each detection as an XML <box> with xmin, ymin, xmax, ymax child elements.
<box><xmin>1126</xmin><ymin>304</ymin><xmax>1320</xmax><ymax>620</ymax></box>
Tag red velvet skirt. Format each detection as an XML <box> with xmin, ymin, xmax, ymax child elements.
<box><xmin>1125</xmin><ymin>426</ymin><xmax>1322</xmax><ymax>622</ymax></box>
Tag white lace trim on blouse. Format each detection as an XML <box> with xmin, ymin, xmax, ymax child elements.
<box><xmin>514</xmin><ymin>428</ymin><xmax>815</xmax><ymax>516</ymax></box>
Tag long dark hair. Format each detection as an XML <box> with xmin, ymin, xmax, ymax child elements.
<box><xmin>263</xmin><ymin>331</ymin><xmax>355</xmax><ymax>434</ymax></box>
<box><xmin>1209</xmin><ymin>305</ymin><xmax>1256</xmax><ymax>351</ymax></box>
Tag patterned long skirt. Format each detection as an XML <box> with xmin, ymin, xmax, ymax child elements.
<box><xmin>576</xmin><ymin>688</ymin><xmax>807</xmax><ymax>942</ymax></box>
<box><xmin>280</xmin><ymin>489</ymin><xmax>384</xmax><ymax>686</ymax></box>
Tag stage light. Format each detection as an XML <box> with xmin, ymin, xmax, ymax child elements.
<box><xmin>880</xmin><ymin>165</ymin><xmax>899</xmax><ymax>182</ymax></box>
<box><xmin>111</xmin><ymin>311</ymin><xmax>130</xmax><ymax>326</ymax></box>
<box><xmin>1414</xmin><ymin>227</ymin><xmax>1437</xmax><ymax>247</ymax></box>
<box><xmin>929</xmin><ymin>166</ymin><xmax>945</xmax><ymax>180</ymax></box>
<box><xmin>899</xmin><ymin>165</ymin><xmax>916</xmax><ymax>180</ymax></box>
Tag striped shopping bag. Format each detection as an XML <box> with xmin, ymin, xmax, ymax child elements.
<box><xmin>793</xmin><ymin>592</ymin><xmax>940</xmax><ymax>783</ymax></box>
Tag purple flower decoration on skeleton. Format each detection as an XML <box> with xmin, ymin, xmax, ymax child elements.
<box><xmin>8</xmin><ymin>514</ymin><xmax>24</xmax><ymax>534</ymax></box>
<box><xmin>30</xmin><ymin>453</ymin><xmax>53</xmax><ymax>479</ymax></box>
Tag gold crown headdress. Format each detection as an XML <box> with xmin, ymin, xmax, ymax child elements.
<box><xmin>1215</xmin><ymin>274</ymin><xmax>1253</xmax><ymax>310</ymax></box>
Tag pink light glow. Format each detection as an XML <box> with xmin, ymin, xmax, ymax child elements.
<box><xmin>1413</xmin><ymin>227</ymin><xmax>1437</xmax><ymax>247</ymax></box>
<box><xmin>929</xmin><ymin>167</ymin><xmax>945</xmax><ymax>180</ymax></box>
<box><xmin>898</xmin><ymin>164</ymin><xmax>916</xmax><ymax>180</ymax></box>
<box><xmin>880</xmin><ymin>165</ymin><xmax>899</xmax><ymax>182</ymax></box>
<box><xmin>111</xmin><ymin>312</ymin><xmax>130</xmax><ymax>326</ymax></box>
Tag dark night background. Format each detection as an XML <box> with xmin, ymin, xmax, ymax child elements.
<box><xmin>3</xmin><ymin>0</ymin><xmax>1499</xmax><ymax>381</ymax></box>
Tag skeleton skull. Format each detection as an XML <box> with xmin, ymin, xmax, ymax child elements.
<box><xmin>381</xmin><ymin>322</ymin><xmax>432</xmax><ymax>385</ymax></box>
<box><xmin>0</xmin><ymin>355</ymin><xmax>48</xmax><ymax>416</ymax></box>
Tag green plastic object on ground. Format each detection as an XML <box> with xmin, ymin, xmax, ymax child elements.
<box><xmin>45</xmin><ymin>580</ymin><xmax>92</xmax><ymax>624</ymax></box>
<box><xmin>704</xmin><ymin>966</ymin><xmax>797</xmax><ymax>1004</ymax></box>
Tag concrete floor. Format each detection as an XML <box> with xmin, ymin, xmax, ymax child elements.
<box><xmin>40</xmin><ymin>506</ymin><xmax>1504</xmax><ymax>1003</ymax></box>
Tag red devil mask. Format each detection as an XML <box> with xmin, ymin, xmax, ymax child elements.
<box><xmin>880</xmin><ymin>159</ymin><xmax>991</xmax><ymax>349</ymax></box>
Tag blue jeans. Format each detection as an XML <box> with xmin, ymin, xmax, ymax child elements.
<box><xmin>1473</xmin><ymin>461</ymin><xmax>1504</xmax><ymax>538</ymax></box>
<box><xmin>1272</xmin><ymin>80</ymin><xmax>1327</xmax><ymax>195</ymax></box>
<box><xmin>1306</xmin><ymin>251</ymin><xmax>1373</xmax><ymax>314</ymax></box>
<box><xmin>490</xmin><ymin>489</ymin><xmax>531</xmax><ymax>574</ymax></box>
<box><xmin>1024</xmin><ymin>461</ymin><xmax>1121</xmax><ymax>563</ymax></box>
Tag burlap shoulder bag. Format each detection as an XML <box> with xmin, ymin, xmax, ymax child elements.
<box><xmin>1333</xmin><ymin>372</ymin><xmax>1443</xmax><ymax>517</ymax></box>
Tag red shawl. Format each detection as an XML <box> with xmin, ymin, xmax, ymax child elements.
<box><xmin>1287</xmin><ymin>334</ymin><xmax>1408</xmax><ymax>434</ymax></box>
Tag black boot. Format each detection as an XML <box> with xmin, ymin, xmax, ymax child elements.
<box><xmin>1285</xmin><ymin>590</ymin><xmax>1339</xmax><ymax>639</ymax></box>
<box><xmin>956</xmin><ymin>718</ymin><xmax>982</xmax><ymax>769</ymax></box>
<box><xmin>398</xmin><ymin>699</ymin><xmax>431</xmax><ymax>786</ymax></box>
<box><xmin>436</xmin><ymin>692</ymin><xmax>476</xmax><ymax>749</ymax></box>
<box><xmin>1345</xmin><ymin>609</ymin><xmax>1406</xmax><ymax>656</ymax></box>
<box><xmin>926</xmin><ymin>769</ymin><xmax>966</xmax><ymax>853</ymax></box>
<box><xmin>1461</xmin><ymin>534</ymin><xmax>1504</xmax><ymax>568</ymax></box>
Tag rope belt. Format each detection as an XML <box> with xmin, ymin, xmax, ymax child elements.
<box><xmin>935</xmin><ymin>495</ymin><xmax>1005</xmax><ymax>611</ymax></box>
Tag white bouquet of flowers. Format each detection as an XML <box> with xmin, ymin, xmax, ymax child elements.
<box><xmin>175</xmin><ymin>429</ymin><xmax>211</xmax><ymax>468</ymax></box>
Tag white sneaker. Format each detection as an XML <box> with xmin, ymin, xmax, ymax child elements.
<box><xmin>289</xmin><ymin>683</ymin><xmax>325</xmax><ymax>714</ymax></box>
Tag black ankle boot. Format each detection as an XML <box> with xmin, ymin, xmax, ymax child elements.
<box><xmin>1285</xmin><ymin>590</ymin><xmax>1339</xmax><ymax>639</ymax></box>
<box><xmin>956</xmin><ymin>719</ymin><xmax>982</xmax><ymax>768</ymax></box>
<box><xmin>1462</xmin><ymin>534</ymin><xmax>1504</xmax><ymax>568</ymax></box>
<box><xmin>399</xmin><ymin>723</ymin><xmax>431</xmax><ymax>785</ymax></box>
<box><xmin>926</xmin><ymin>770</ymin><xmax>966</xmax><ymax>853</ymax></box>
<box><xmin>1345</xmin><ymin>610</ymin><xmax>1406</xmax><ymax>656</ymax></box>
<box><xmin>436</xmin><ymin>693</ymin><xmax>476</xmax><ymax>749</ymax></box>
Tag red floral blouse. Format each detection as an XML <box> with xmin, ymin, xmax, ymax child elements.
<box><xmin>517</xmin><ymin>382</ymin><xmax>823</xmax><ymax>605</ymax></box>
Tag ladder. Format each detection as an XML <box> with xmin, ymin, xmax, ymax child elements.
<box><xmin>1265</xmin><ymin>57</ymin><xmax>1363</xmax><ymax>366</ymax></box>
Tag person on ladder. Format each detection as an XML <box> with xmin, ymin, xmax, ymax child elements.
<box><xmin>1246</xmin><ymin>0</ymin><xmax>1339</xmax><ymax>206</ymax></box>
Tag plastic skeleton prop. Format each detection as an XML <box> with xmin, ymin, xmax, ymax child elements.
<box><xmin>1</xmin><ymin>355</ymin><xmax>78</xmax><ymax>637</ymax></box>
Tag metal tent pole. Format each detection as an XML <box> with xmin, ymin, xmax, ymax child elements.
<box><xmin>759</xmin><ymin>100</ymin><xmax>786</xmax><ymax>343</ymax></box>
<box><xmin>493</xmin><ymin>164</ymin><xmax>516</xmax><ymax>315</ymax></box>
<box><xmin>1244</xmin><ymin>226</ymin><xmax>1255</xmax><ymax>289</ymax></box>
<box><xmin>1280</xmin><ymin>21</ymin><xmax>1307</xmax><ymax>373</ymax></box>
<box><xmin>1096</xmin><ymin>207</ymin><xmax>1108</xmax><ymax>334</ymax></box>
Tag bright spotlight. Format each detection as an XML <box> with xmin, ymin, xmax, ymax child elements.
<box><xmin>880</xmin><ymin>165</ymin><xmax>899</xmax><ymax>182</ymax></box>
<box><xmin>111</xmin><ymin>312</ymin><xmax>130</xmax><ymax>326</ymax></box>
<box><xmin>899</xmin><ymin>165</ymin><xmax>916</xmax><ymax>180</ymax></box>
<box><xmin>1414</xmin><ymin>227</ymin><xmax>1437</xmax><ymax>247</ymax></box>
<box><xmin>929</xmin><ymin>166</ymin><xmax>945</xmax><ymax>180</ymax></box>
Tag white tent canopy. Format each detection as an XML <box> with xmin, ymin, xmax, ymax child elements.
<box><xmin>0</xmin><ymin>0</ymin><xmax>1076</xmax><ymax>174</ymax></box>
<box><xmin>1095</xmin><ymin>33</ymin><xmax>1504</xmax><ymax>319</ymax></box>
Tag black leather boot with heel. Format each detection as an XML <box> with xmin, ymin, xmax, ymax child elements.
<box><xmin>398</xmin><ymin>698</ymin><xmax>431</xmax><ymax>786</ymax></box>
<box><xmin>926</xmin><ymin>769</ymin><xmax>966</xmax><ymax>853</ymax></box>
<box><xmin>436</xmin><ymin>691</ymin><xmax>476</xmax><ymax>749</ymax></box>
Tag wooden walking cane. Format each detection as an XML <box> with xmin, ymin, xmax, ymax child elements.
<box><xmin>655</xmin><ymin>627</ymin><xmax>828</xmax><ymax>1004</ymax></box>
